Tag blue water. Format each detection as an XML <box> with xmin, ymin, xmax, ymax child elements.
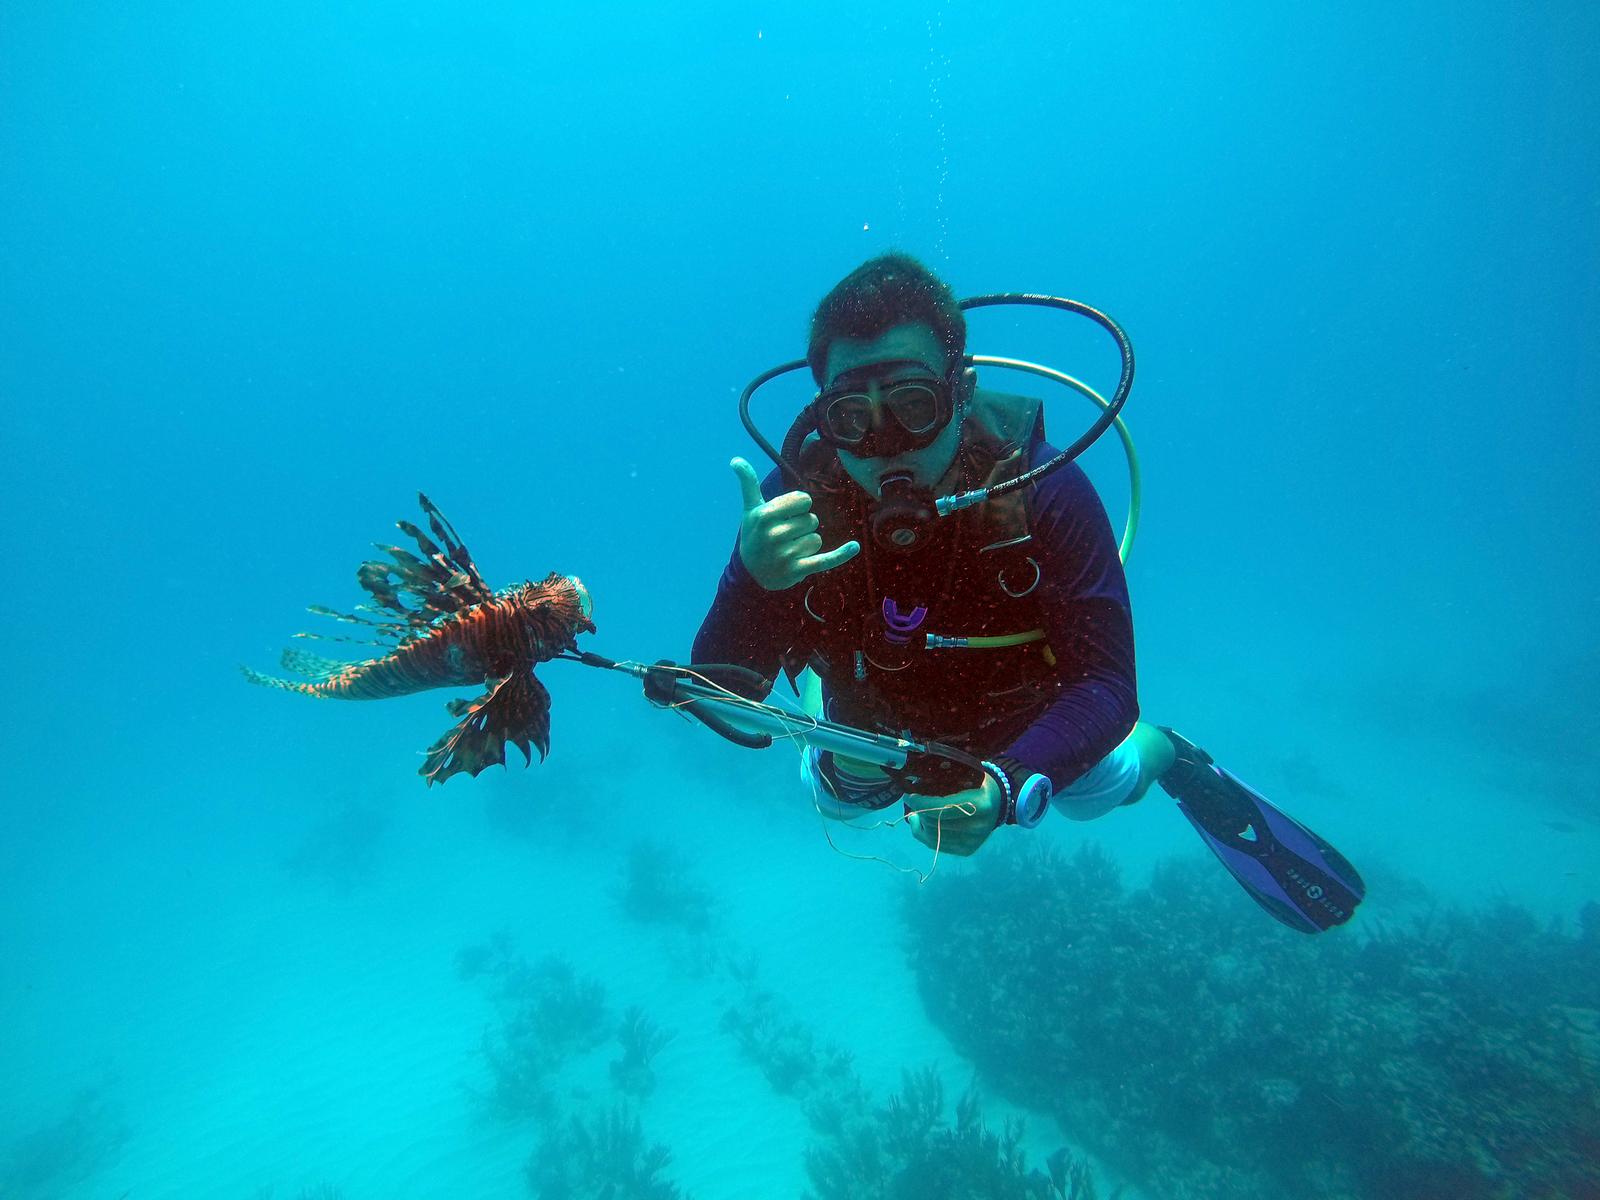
<box><xmin>3</xmin><ymin>4</ymin><xmax>1596</xmax><ymax>1197</ymax></box>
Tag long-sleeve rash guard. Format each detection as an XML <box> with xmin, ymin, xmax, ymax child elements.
<box><xmin>692</xmin><ymin>444</ymin><xmax>1138</xmax><ymax>789</ymax></box>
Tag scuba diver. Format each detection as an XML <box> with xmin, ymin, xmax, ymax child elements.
<box><xmin>244</xmin><ymin>252</ymin><xmax>1362</xmax><ymax>932</ymax></box>
<box><xmin>692</xmin><ymin>253</ymin><xmax>1364</xmax><ymax>934</ymax></box>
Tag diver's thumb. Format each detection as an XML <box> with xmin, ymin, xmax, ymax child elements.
<box><xmin>731</xmin><ymin>457</ymin><xmax>765</xmax><ymax>515</ymax></box>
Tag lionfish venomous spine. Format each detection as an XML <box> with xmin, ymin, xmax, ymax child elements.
<box><xmin>243</xmin><ymin>493</ymin><xmax>594</xmax><ymax>785</ymax></box>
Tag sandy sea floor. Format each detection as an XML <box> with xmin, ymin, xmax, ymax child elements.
<box><xmin>3</xmin><ymin>671</ymin><xmax>1595</xmax><ymax>1200</ymax></box>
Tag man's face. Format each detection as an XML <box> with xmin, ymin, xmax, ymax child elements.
<box><xmin>823</xmin><ymin>322</ymin><xmax>966</xmax><ymax>498</ymax></box>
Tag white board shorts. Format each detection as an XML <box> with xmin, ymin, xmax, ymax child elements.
<box><xmin>800</xmin><ymin>728</ymin><xmax>1142</xmax><ymax>825</ymax></box>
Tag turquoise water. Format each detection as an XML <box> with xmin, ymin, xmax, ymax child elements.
<box><xmin>2</xmin><ymin>4</ymin><xmax>1596</xmax><ymax>1198</ymax></box>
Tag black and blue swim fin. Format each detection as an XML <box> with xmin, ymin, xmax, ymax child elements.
<box><xmin>1156</xmin><ymin>729</ymin><xmax>1365</xmax><ymax>934</ymax></box>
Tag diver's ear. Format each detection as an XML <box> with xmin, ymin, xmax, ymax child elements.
<box><xmin>957</xmin><ymin>364</ymin><xmax>978</xmax><ymax>400</ymax></box>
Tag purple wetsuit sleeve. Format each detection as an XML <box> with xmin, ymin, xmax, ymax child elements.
<box><xmin>690</xmin><ymin>468</ymin><xmax>802</xmax><ymax>696</ymax></box>
<box><xmin>1001</xmin><ymin>460</ymin><xmax>1139</xmax><ymax>788</ymax></box>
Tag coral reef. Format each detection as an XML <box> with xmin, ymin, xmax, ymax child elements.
<box><xmin>720</xmin><ymin>984</ymin><xmax>855</xmax><ymax>1098</ymax></box>
<box><xmin>525</xmin><ymin>1105</ymin><xmax>690</xmax><ymax>1200</ymax></box>
<box><xmin>906</xmin><ymin>843</ymin><xmax>1600</xmax><ymax>1200</ymax></box>
<box><xmin>806</xmin><ymin>1068</ymin><xmax>1107</xmax><ymax>1200</ymax></box>
<box><xmin>610</xmin><ymin>1006</ymin><xmax>676</xmax><ymax>1098</ymax></box>
<box><xmin>614</xmin><ymin>839</ymin><xmax>716</xmax><ymax>935</ymax></box>
<box><xmin>467</xmin><ymin>949</ymin><xmax>611</xmax><ymax>1120</ymax></box>
<box><xmin>718</xmin><ymin>970</ymin><xmax>1109</xmax><ymax>1198</ymax></box>
<box><xmin>804</xmin><ymin>1068</ymin><xmax>1108</xmax><ymax>1200</ymax></box>
<box><xmin>0</xmin><ymin>1084</ymin><xmax>129</xmax><ymax>1199</ymax></box>
<box><xmin>282</xmin><ymin>799</ymin><xmax>388</xmax><ymax>892</ymax></box>
<box><xmin>455</xmin><ymin>937</ymin><xmax>692</xmax><ymax>1196</ymax></box>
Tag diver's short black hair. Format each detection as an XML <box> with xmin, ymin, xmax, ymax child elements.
<box><xmin>807</xmin><ymin>252</ymin><xmax>966</xmax><ymax>385</ymax></box>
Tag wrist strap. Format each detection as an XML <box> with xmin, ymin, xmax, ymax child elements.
<box><xmin>981</xmin><ymin>760</ymin><xmax>1014</xmax><ymax>827</ymax></box>
<box><xmin>990</xmin><ymin>756</ymin><xmax>1053</xmax><ymax>828</ymax></box>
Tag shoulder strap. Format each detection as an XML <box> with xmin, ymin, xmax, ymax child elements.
<box><xmin>950</xmin><ymin>391</ymin><xmax>1046</xmax><ymax>547</ymax></box>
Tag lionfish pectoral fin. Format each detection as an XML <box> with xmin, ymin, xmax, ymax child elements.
<box><xmin>420</xmin><ymin>670</ymin><xmax>553</xmax><ymax>787</ymax></box>
<box><xmin>353</xmin><ymin>496</ymin><xmax>494</xmax><ymax>633</ymax></box>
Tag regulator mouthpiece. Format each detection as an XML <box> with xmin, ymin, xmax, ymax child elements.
<box><xmin>870</xmin><ymin>474</ymin><xmax>938</xmax><ymax>553</ymax></box>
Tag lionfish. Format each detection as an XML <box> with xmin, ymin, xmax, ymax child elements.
<box><xmin>243</xmin><ymin>493</ymin><xmax>594</xmax><ymax>785</ymax></box>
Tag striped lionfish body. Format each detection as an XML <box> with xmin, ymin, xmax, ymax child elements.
<box><xmin>244</xmin><ymin>493</ymin><xmax>595</xmax><ymax>785</ymax></box>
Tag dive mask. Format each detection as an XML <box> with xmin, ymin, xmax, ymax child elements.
<box><xmin>812</xmin><ymin>362</ymin><xmax>955</xmax><ymax>459</ymax></box>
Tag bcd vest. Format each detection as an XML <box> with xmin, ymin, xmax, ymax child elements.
<box><xmin>784</xmin><ymin>390</ymin><xmax>1061</xmax><ymax>754</ymax></box>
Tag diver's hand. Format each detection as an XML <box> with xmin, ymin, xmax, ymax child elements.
<box><xmin>732</xmin><ymin>457</ymin><xmax>860</xmax><ymax>591</ymax></box>
<box><xmin>906</xmin><ymin>775</ymin><xmax>1003</xmax><ymax>857</ymax></box>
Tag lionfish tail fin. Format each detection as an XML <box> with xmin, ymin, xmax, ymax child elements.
<box><xmin>279</xmin><ymin>647</ymin><xmax>349</xmax><ymax>682</ymax></box>
<box><xmin>420</xmin><ymin>671</ymin><xmax>553</xmax><ymax>786</ymax></box>
<box><xmin>241</xmin><ymin>664</ymin><xmax>314</xmax><ymax>694</ymax></box>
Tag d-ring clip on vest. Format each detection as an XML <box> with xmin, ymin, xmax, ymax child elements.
<box><xmin>998</xmin><ymin>556</ymin><xmax>1041</xmax><ymax>598</ymax></box>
